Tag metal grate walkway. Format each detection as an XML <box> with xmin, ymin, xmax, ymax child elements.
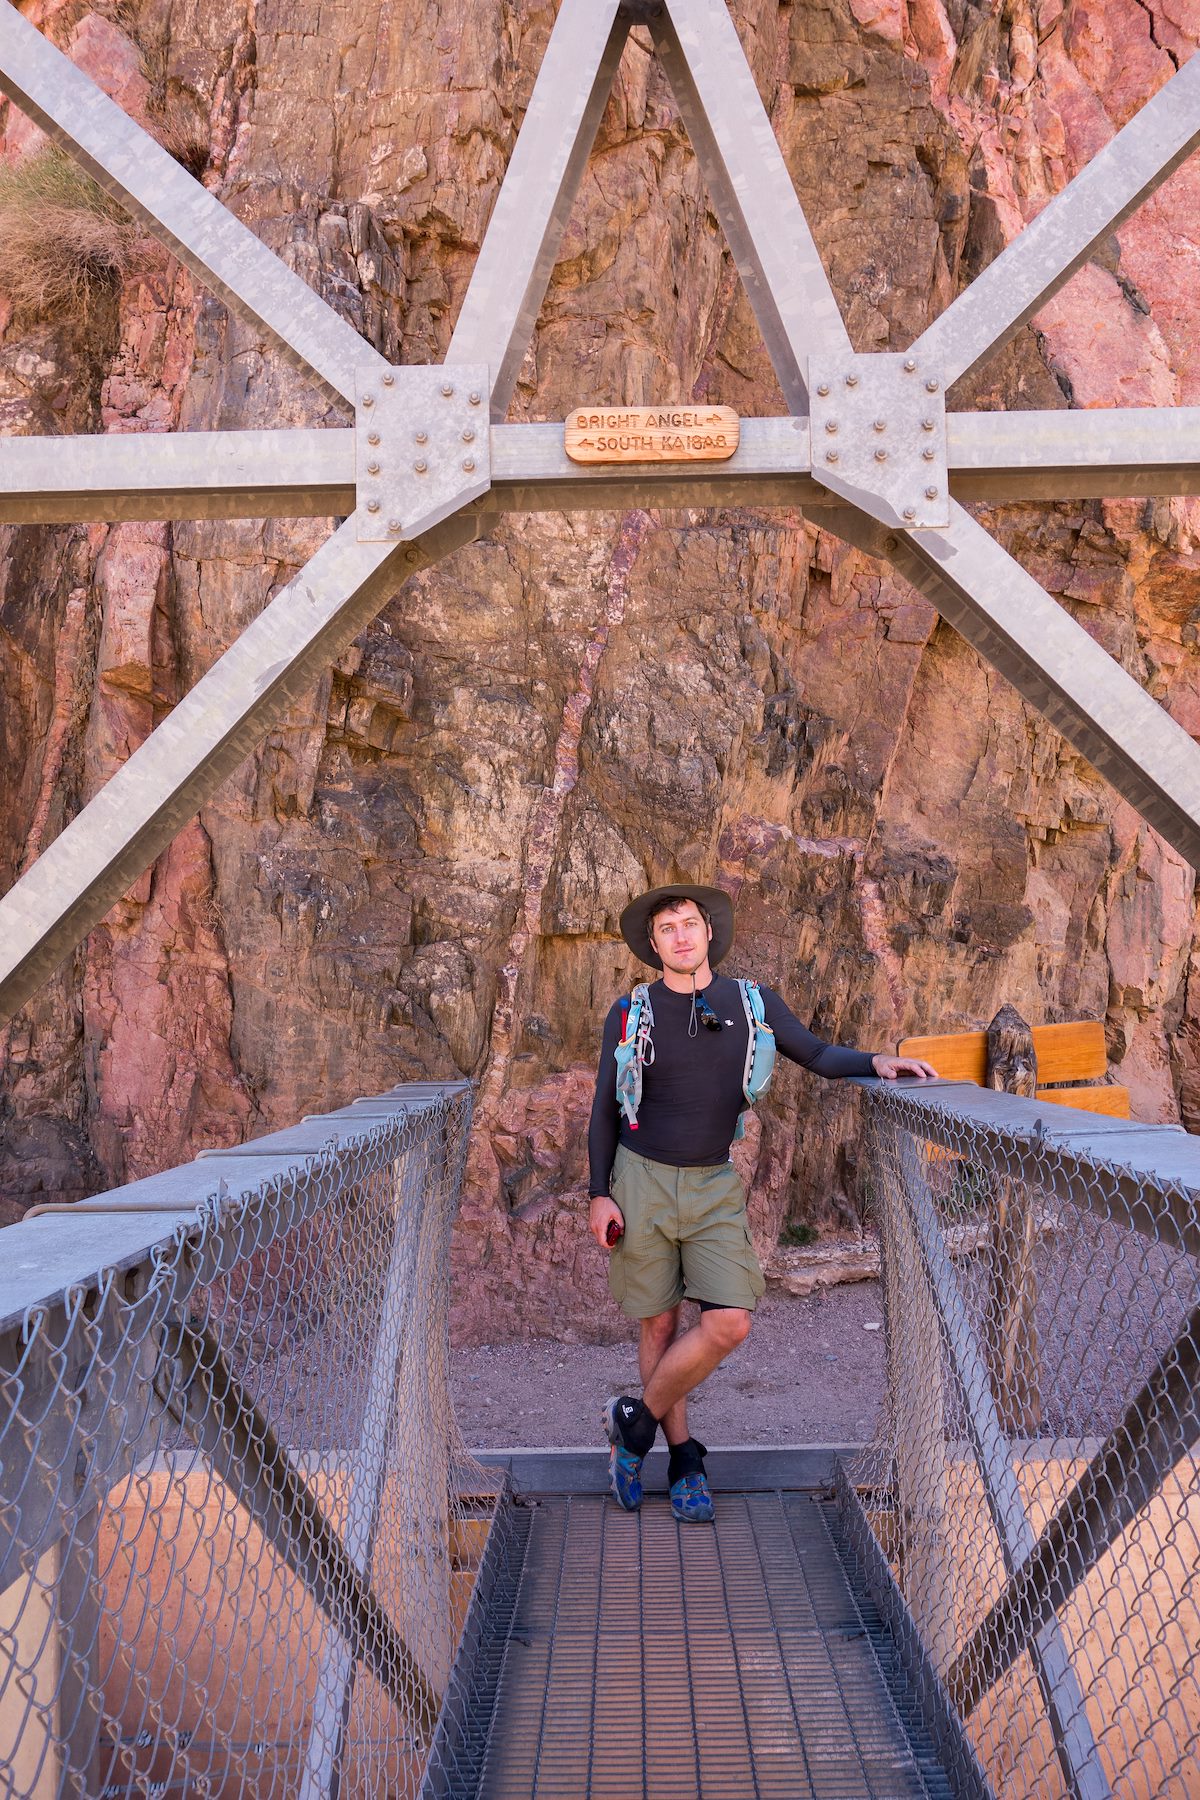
<box><xmin>435</xmin><ymin>1486</ymin><xmax>956</xmax><ymax>1800</ymax></box>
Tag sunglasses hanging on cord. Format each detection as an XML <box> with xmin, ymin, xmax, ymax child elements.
<box><xmin>694</xmin><ymin>994</ymin><xmax>722</xmax><ymax>1032</ymax></box>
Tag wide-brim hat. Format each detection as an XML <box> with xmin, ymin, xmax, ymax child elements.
<box><xmin>619</xmin><ymin>884</ymin><xmax>735</xmax><ymax>970</ymax></box>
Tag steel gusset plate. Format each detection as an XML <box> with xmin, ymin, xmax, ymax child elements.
<box><xmin>808</xmin><ymin>353</ymin><xmax>949</xmax><ymax>530</ymax></box>
<box><xmin>355</xmin><ymin>366</ymin><xmax>492</xmax><ymax>543</ymax></box>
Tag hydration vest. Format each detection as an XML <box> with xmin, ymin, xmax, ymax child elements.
<box><xmin>614</xmin><ymin>979</ymin><xmax>776</xmax><ymax>1142</ymax></box>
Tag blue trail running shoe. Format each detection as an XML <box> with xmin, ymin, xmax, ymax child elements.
<box><xmin>603</xmin><ymin>1396</ymin><xmax>645</xmax><ymax>1512</ymax></box>
<box><xmin>670</xmin><ymin>1470</ymin><xmax>715</xmax><ymax>1524</ymax></box>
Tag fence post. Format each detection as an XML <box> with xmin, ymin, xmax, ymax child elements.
<box><xmin>984</xmin><ymin>1003</ymin><xmax>1042</xmax><ymax>1435</ymax></box>
<box><xmin>297</xmin><ymin>1134</ymin><xmax>430</xmax><ymax>1799</ymax></box>
<box><xmin>389</xmin><ymin>1123</ymin><xmax>454</xmax><ymax>1695</ymax></box>
<box><xmin>879</xmin><ymin>1119</ymin><xmax>957</xmax><ymax>1672</ymax></box>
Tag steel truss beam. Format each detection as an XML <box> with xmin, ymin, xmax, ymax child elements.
<box><xmin>0</xmin><ymin>428</ymin><xmax>357</xmax><ymax>523</ymax></box>
<box><xmin>1</xmin><ymin>0</ymin><xmax>1200</xmax><ymax>1041</ymax></box>
<box><xmin>162</xmin><ymin>1318</ymin><xmax>441</xmax><ymax>1737</ymax></box>
<box><xmin>653</xmin><ymin>0</ymin><xmax>852</xmax><ymax>409</ymax></box>
<box><xmin>946</xmin><ymin>406</ymin><xmax>1200</xmax><ymax>502</ymax></box>
<box><xmin>873</xmin><ymin>504</ymin><xmax>1200</xmax><ymax>870</ymax></box>
<box><xmin>6</xmin><ymin>407</ymin><xmax>1200</xmax><ymax>526</ymax></box>
<box><xmin>0</xmin><ymin>507</ymin><xmax>495</xmax><ymax>1021</ymax></box>
<box><xmin>0</xmin><ymin>4</ymin><xmax>385</xmax><ymax>404</ymax></box>
<box><xmin>911</xmin><ymin>49</ymin><xmax>1200</xmax><ymax>392</ymax></box>
<box><xmin>446</xmin><ymin>0</ymin><xmax>630</xmax><ymax>415</ymax></box>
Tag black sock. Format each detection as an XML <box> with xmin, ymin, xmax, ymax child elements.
<box><xmin>667</xmin><ymin>1437</ymin><xmax>708</xmax><ymax>1485</ymax></box>
<box><xmin>615</xmin><ymin>1395</ymin><xmax>658</xmax><ymax>1456</ymax></box>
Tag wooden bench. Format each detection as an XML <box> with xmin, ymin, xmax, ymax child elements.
<box><xmin>897</xmin><ymin>1019</ymin><xmax>1131</xmax><ymax>1119</ymax></box>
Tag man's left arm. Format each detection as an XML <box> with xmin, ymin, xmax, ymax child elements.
<box><xmin>761</xmin><ymin>989</ymin><xmax>938</xmax><ymax>1081</ymax></box>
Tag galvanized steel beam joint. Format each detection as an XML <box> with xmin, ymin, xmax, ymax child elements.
<box><xmin>355</xmin><ymin>364</ymin><xmax>492</xmax><ymax>542</ymax></box>
<box><xmin>808</xmin><ymin>353</ymin><xmax>949</xmax><ymax>529</ymax></box>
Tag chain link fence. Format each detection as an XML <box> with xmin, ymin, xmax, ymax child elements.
<box><xmin>0</xmin><ymin>1082</ymin><xmax>491</xmax><ymax>1800</ymax></box>
<box><xmin>843</xmin><ymin>1078</ymin><xmax>1200</xmax><ymax>1800</ymax></box>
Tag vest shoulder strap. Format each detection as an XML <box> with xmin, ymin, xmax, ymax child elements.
<box><xmin>738</xmin><ymin>977</ymin><xmax>767</xmax><ymax>1023</ymax></box>
<box><xmin>737</xmin><ymin>977</ymin><xmax>776</xmax><ymax>1109</ymax></box>
<box><xmin>621</xmin><ymin>982</ymin><xmax>652</xmax><ymax>1038</ymax></box>
<box><xmin>614</xmin><ymin>983</ymin><xmax>654</xmax><ymax>1129</ymax></box>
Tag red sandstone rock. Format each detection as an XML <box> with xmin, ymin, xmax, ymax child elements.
<box><xmin>68</xmin><ymin>13</ymin><xmax>152</xmax><ymax>128</ymax></box>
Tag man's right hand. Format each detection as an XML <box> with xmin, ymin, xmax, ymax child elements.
<box><xmin>589</xmin><ymin>1195</ymin><xmax>624</xmax><ymax>1250</ymax></box>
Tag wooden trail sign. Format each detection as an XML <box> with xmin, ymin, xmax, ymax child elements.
<box><xmin>565</xmin><ymin>404</ymin><xmax>739</xmax><ymax>463</ymax></box>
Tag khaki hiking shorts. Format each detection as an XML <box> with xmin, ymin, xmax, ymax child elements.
<box><xmin>607</xmin><ymin>1143</ymin><xmax>766</xmax><ymax>1319</ymax></box>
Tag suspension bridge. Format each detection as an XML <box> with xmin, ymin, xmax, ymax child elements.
<box><xmin>2</xmin><ymin>0</ymin><xmax>1200</xmax><ymax>1791</ymax></box>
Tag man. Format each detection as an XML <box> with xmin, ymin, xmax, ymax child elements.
<box><xmin>587</xmin><ymin>882</ymin><xmax>937</xmax><ymax>1522</ymax></box>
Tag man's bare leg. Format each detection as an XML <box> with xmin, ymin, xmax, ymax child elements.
<box><xmin>639</xmin><ymin>1306</ymin><xmax>686</xmax><ymax>1446</ymax></box>
<box><xmin>643</xmin><ymin>1307</ymin><xmax>751</xmax><ymax>1422</ymax></box>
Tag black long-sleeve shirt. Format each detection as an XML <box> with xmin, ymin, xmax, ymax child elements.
<box><xmin>587</xmin><ymin>974</ymin><xmax>875</xmax><ymax>1196</ymax></box>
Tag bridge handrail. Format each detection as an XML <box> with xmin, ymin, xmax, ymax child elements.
<box><xmin>0</xmin><ymin>1082</ymin><xmax>471</xmax><ymax>1335</ymax></box>
<box><xmin>851</xmin><ymin>1074</ymin><xmax>1200</xmax><ymax>1800</ymax></box>
<box><xmin>852</xmin><ymin>1072</ymin><xmax>1200</xmax><ymax>1248</ymax></box>
<box><xmin>0</xmin><ymin>1080</ymin><xmax>476</xmax><ymax>1800</ymax></box>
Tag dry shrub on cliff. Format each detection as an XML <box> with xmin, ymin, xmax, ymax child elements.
<box><xmin>150</xmin><ymin>96</ymin><xmax>211</xmax><ymax>181</ymax></box>
<box><xmin>0</xmin><ymin>146</ymin><xmax>143</xmax><ymax>318</ymax></box>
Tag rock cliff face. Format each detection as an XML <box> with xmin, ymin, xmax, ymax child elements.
<box><xmin>1</xmin><ymin>0</ymin><xmax>1198</xmax><ymax>1340</ymax></box>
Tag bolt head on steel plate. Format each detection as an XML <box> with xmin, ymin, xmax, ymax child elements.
<box><xmin>355</xmin><ymin>364</ymin><xmax>491</xmax><ymax>543</ymax></box>
<box><xmin>808</xmin><ymin>353</ymin><xmax>949</xmax><ymax>531</ymax></box>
